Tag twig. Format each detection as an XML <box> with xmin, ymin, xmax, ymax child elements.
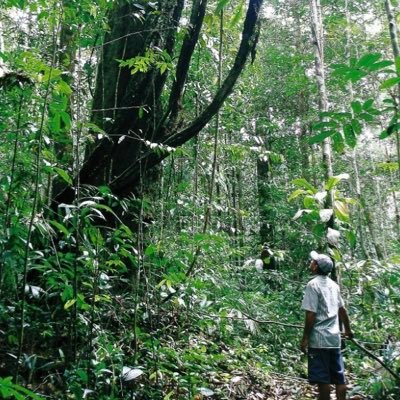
<box><xmin>91</xmin><ymin>105</ymin><xmax>142</xmax><ymax>112</ymax></box>
<box><xmin>269</xmin><ymin>372</ymin><xmax>309</xmax><ymax>383</ymax></box>
<box><xmin>241</xmin><ymin>311</ymin><xmax>303</xmax><ymax>329</ymax></box>
<box><xmin>350</xmin><ymin>338</ymin><xmax>400</xmax><ymax>382</ymax></box>
<box><xmin>202</xmin><ymin>312</ymin><xmax>302</xmax><ymax>329</ymax></box>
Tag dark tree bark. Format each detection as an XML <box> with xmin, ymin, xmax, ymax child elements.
<box><xmin>53</xmin><ymin>0</ymin><xmax>264</xmax><ymax>206</ymax></box>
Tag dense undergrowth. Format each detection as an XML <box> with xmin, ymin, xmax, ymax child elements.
<box><xmin>0</xmin><ymin>200</ymin><xmax>399</xmax><ymax>399</ymax></box>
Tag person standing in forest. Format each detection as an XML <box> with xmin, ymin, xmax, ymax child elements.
<box><xmin>300</xmin><ymin>251</ymin><xmax>354</xmax><ymax>400</ymax></box>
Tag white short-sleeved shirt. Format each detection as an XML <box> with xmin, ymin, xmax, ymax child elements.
<box><xmin>301</xmin><ymin>275</ymin><xmax>344</xmax><ymax>348</ymax></box>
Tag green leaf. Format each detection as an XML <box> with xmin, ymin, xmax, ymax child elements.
<box><xmin>60</xmin><ymin>111</ymin><xmax>71</xmax><ymax>130</ymax></box>
<box><xmin>332</xmin><ymin>132</ymin><xmax>345</xmax><ymax>153</ymax></box>
<box><xmin>330</xmin><ymin>248</ymin><xmax>342</xmax><ymax>262</ymax></box>
<box><xmin>343</xmin><ymin>124</ymin><xmax>356</xmax><ymax>148</ymax></box>
<box><xmin>345</xmin><ymin>230</ymin><xmax>357</xmax><ymax>249</ymax></box>
<box><xmin>359</xmin><ymin>113</ymin><xmax>374</xmax><ymax>123</ymax></box>
<box><xmin>308</xmin><ymin>130</ymin><xmax>336</xmax><ymax>144</ymax></box>
<box><xmin>64</xmin><ymin>299</ymin><xmax>76</xmax><ymax>310</ymax></box>
<box><xmin>376</xmin><ymin>161</ymin><xmax>399</xmax><ymax>172</ymax></box>
<box><xmin>215</xmin><ymin>0</ymin><xmax>230</xmax><ymax>13</ymax></box>
<box><xmin>288</xmin><ymin>188</ymin><xmax>306</xmax><ymax>202</ymax></box>
<box><xmin>55</xmin><ymin>80</ymin><xmax>72</xmax><ymax>95</ymax></box>
<box><xmin>366</xmin><ymin>60</ymin><xmax>393</xmax><ymax>71</ymax></box>
<box><xmin>53</xmin><ymin>167</ymin><xmax>72</xmax><ymax>185</ymax></box>
<box><xmin>303</xmin><ymin>196</ymin><xmax>316</xmax><ymax>209</ymax></box>
<box><xmin>325</xmin><ymin>174</ymin><xmax>349</xmax><ymax>190</ymax></box>
<box><xmin>351</xmin><ymin>101</ymin><xmax>362</xmax><ymax>114</ymax></box>
<box><xmin>84</xmin><ymin>122</ymin><xmax>107</xmax><ymax>139</ymax></box>
<box><xmin>351</xmin><ymin>119</ymin><xmax>362</xmax><ymax>135</ymax></box>
<box><xmin>362</xmin><ymin>99</ymin><xmax>374</xmax><ymax>109</ymax></box>
<box><xmin>334</xmin><ymin>200</ymin><xmax>350</xmax><ymax>222</ymax></box>
<box><xmin>356</xmin><ymin>53</ymin><xmax>381</xmax><ymax>68</ymax></box>
<box><xmin>380</xmin><ymin>123</ymin><xmax>400</xmax><ymax>139</ymax></box>
<box><xmin>291</xmin><ymin>178</ymin><xmax>317</xmax><ymax>193</ymax></box>
<box><xmin>230</xmin><ymin>0</ymin><xmax>245</xmax><ymax>26</ymax></box>
<box><xmin>380</xmin><ymin>77</ymin><xmax>400</xmax><ymax>89</ymax></box>
<box><xmin>49</xmin><ymin>220</ymin><xmax>70</xmax><ymax>236</ymax></box>
<box><xmin>50</xmin><ymin>113</ymin><xmax>61</xmax><ymax>133</ymax></box>
<box><xmin>349</xmin><ymin>70</ymin><xmax>368</xmax><ymax>82</ymax></box>
<box><xmin>312</xmin><ymin>224</ymin><xmax>326</xmax><ymax>239</ymax></box>
<box><xmin>145</xmin><ymin>244</ymin><xmax>157</xmax><ymax>256</ymax></box>
<box><xmin>312</xmin><ymin>121</ymin><xmax>338</xmax><ymax>130</ymax></box>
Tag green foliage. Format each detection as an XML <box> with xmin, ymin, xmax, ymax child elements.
<box><xmin>331</xmin><ymin>53</ymin><xmax>393</xmax><ymax>83</ymax></box>
<box><xmin>118</xmin><ymin>48</ymin><xmax>173</xmax><ymax>75</ymax></box>
<box><xmin>0</xmin><ymin>1</ymin><xmax>399</xmax><ymax>399</ymax></box>
<box><xmin>0</xmin><ymin>377</ymin><xmax>43</xmax><ymax>399</ymax></box>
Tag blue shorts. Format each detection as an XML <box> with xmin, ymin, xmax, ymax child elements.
<box><xmin>308</xmin><ymin>348</ymin><xmax>346</xmax><ymax>385</ymax></box>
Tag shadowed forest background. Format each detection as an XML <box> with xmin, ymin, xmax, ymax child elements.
<box><xmin>0</xmin><ymin>0</ymin><xmax>400</xmax><ymax>398</ymax></box>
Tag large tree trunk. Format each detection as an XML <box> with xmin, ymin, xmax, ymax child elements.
<box><xmin>309</xmin><ymin>0</ymin><xmax>333</xmax><ymax>185</ymax></box>
<box><xmin>52</xmin><ymin>0</ymin><xmax>264</xmax><ymax>206</ymax></box>
<box><xmin>384</xmin><ymin>0</ymin><xmax>400</xmax><ymax>241</ymax></box>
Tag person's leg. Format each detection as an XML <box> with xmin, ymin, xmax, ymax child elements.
<box><xmin>335</xmin><ymin>383</ymin><xmax>346</xmax><ymax>400</ymax></box>
<box><xmin>330</xmin><ymin>348</ymin><xmax>346</xmax><ymax>399</ymax></box>
<box><xmin>317</xmin><ymin>383</ymin><xmax>331</xmax><ymax>400</ymax></box>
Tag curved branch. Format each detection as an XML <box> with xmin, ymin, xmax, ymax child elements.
<box><xmin>163</xmin><ymin>0</ymin><xmax>208</xmax><ymax>129</ymax></box>
<box><xmin>350</xmin><ymin>338</ymin><xmax>400</xmax><ymax>382</ymax></box>
<box><xmin>167</xmin><ymin>0</ymin><xmax>264</xmax><ymax>147</ymax></box>
<box><xmin>112</xmin><ymin>0</ymin><xmax>264</xmax><ymax>195</ymax></box>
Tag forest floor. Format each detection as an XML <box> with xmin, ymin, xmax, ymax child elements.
<box><xmin>208</xmin><ymin>369</ymin><xmax>368</xmax><ymax>399</ymax></box>
<box><xmin>264</xmin><ymin>375</ymin><xmax>366</xmax><ymax>400</ymax></box>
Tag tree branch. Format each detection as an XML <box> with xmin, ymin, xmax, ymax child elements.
<box><xmin>111</xmin><ymin>0</ymin><xmax>264</xmax><ymax>196</ymax></box>
<box><xmin>349</xmin><ymin>338</ymin><xmax>400</xmax><ymax>382</ymax></box>
<box><xmin>162</xmin><ymin>0</ymin><xmax>208</xmax><ymax>130</ymax></box>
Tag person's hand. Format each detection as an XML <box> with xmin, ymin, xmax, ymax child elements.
<box><xmin>344</xmin><ymin>330</ymin><xmax>354</xmax><ymax>340</ymax></box>
<box><xmin>300</xmin><ymin>337</ymin><xmax>308</xmax><ymax>354</ymax></box>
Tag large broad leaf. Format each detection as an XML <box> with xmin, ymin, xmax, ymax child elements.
<box><xmin>312</xmin><ymin>223</ymin><xmax>326</xmax><ymax>239</ymax></box>
<box><xmin>312</xmin><ymin>121</ymin><xmax>338</xmax><ymax>130</ymax></box>
<box><xmin>64</xmin><ymin>299</ymin><xmax>76</xmax><ymax>310</ymax></box>
<box><xmin>325</xmin><ymin>174</ymin><xmax>350</xmax><ymax>191</ymax></box>
<box><xmin>351</xmin><ymin>119</ymin><xmax>362</xmax><ymax>135</ymax></box>
<box><xmin>330</xmin><ymin>247</ymin><xmax>342</xmax><ymax>261</ymax></box>
<box><xmin>343</xmin><ymin>124</ymin><xmax>357</xmax><ymax>148</ymax></box>
<box><xmin>288</xmin><ymin>188</ymin><xmax>306</xmax><ymax>202</ymax></box>
<box><xmin>380</xmin><ymin>123</ymin><xmax>400</xmax><ymax>139</ymax></box>
<box><xmin>314</xmin><ymin>191</ymin><xmax>327</xmax><ymax>203</ymax></box>
<box><xmin>319</xmin><ymin>209</ymin><xmax>333</xmax><ymax>223</ymax></box>
<box><xmin>292</xmin><ymin>209</ymin><xmax>311</xmax><ymax>220</ymax></box>
<box><xmin>362</xmin><ymin>98</ymin><xmax>374</xmax><ymax>110</ymax></box>
<box><xmin>303</xmin><ymin>196</ymin><xmax>316</xmax><ymax>209</ymax></box>
<box><xmin>291</xmin><ymin>178</ymin><xmax>317</xmax><ymax>193</ymax></box>
<box><xmin>356</xmin><ymin>53</ymin><xmax>381</xmax><ymax>68</ymax></box>
<box><xmin>215</xmin><ymin>0</ymin><xmax>230</xmax><ymax>13</ymax></box>
<box><xmin>367</xmin><ymin>60</ymin><xmax>393</xmax><ymax>71</ymax></box>
<box><xmin>327</xmin><ymin>228</ymin><xmax>341</xmax><ymax>247</ymax></box>
<box><xmin>332</xmin><ymin>132</ymin><xmax>345</xmax><ymax>153</ymax></box>
<box><xmin>344</xmin><ymin>230</ymin><xmax>357</xmax><ymax>249</ymax></box>
<box><xmin>53</xmin><ymin>167</ymin><xmax>72</xmax><ymax>185</ymax></box>
<box><xmin>359</xmin><ymin>112</ymin><xmax>374</xmax><ymax>123</ymax></box>
<box><xmin>380</xmin><ymin>77</ymin><xmax>400</xmax><ymax>89</ymax></box>
<box><xmin>351</xmin><ymin>101</ymin><xmax>362</xmax><ymax>114</ymax></box>
<box><xmin>121</xmin><ymin>367</ymin><xmax>143</xmax><ymax>382</ymax></box>
<box><xmin>308</xmin><ymin>130</ymin><xmax>336</xmax><ymax>144</ymax></box>
<box><xmin>334</xmin><ymin>200</ymin><xmax>350</xmax><ymax>222</ymax></box>
<box><xmin>49</xmin><ymin>220</ymin><xmax>70</xmax><ymax>236</ymax></box>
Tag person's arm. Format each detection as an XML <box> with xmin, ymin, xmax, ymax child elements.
<box><xmin>301</xmin><ymin>310</ymin><xmax>316</xmax><ymax>353</ymax></box>
<box><xmin>339</xmin><ymin>306</ymin><xmax>354</xmax><ymax>339</ymax></box>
